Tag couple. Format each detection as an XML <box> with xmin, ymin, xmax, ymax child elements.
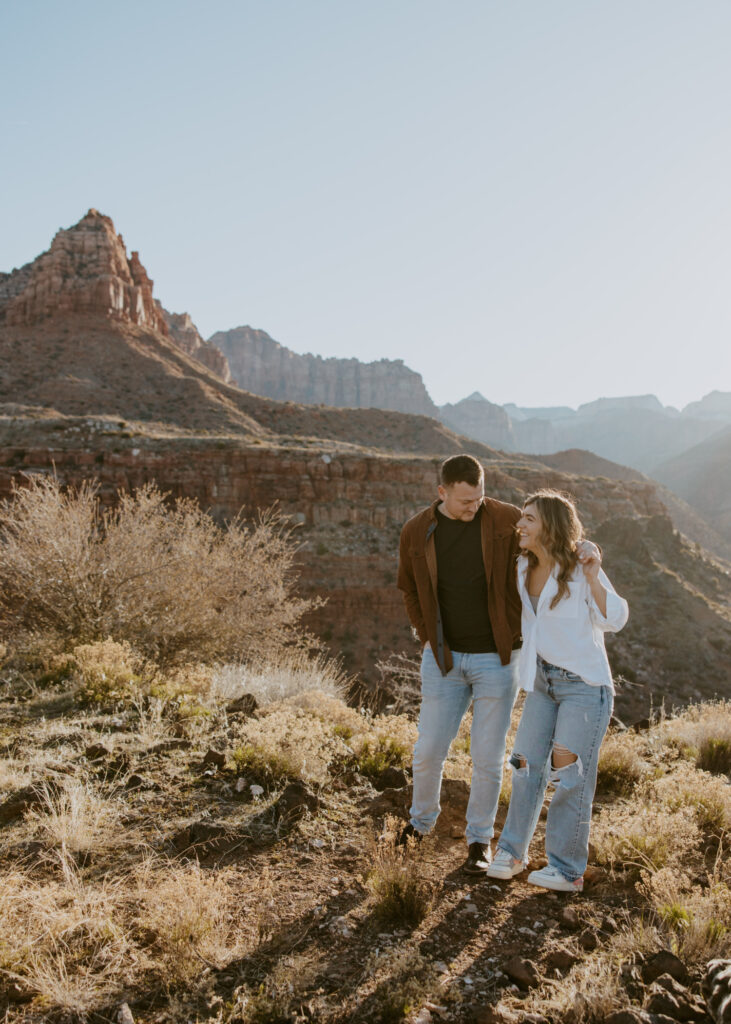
<box><xmin>397</xmin><ymin>454</ymin><xmax>628</xmax><ymax>892</ymax></box>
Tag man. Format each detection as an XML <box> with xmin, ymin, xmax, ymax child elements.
<box><xmin>397</xmin><ymin>453</ymin><xmax>523</xmax><ymax>874</ymax></box>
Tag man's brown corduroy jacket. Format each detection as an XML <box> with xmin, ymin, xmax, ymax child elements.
<box><xmin>397</xmin><ymin>497</ymin><xmax>523</xmax><ymax>674</ymax></box>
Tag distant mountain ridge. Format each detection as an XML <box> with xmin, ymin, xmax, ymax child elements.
<box><xmin>210</xmin><ymin>325</ymin><xmax>438</xmax><ymax>417</ymax></box>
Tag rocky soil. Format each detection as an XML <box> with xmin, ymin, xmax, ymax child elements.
<box><xmin>1</xmin><ymin>668</ymin><xmax>730</xmax><ymax>1023</ymax></box>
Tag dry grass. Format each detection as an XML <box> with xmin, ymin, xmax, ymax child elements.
<box><xmin>211</xmin><ymin>650</ymin><xmax>348</xmax><ymax>705</ymax></box>
<box><xmin>28</xmin><ymin>779</ymin><xmax>122</xmax><ymax>854</ymax></box>
<box><xmin>0</xmin><ymin>854</ymin><xmax>136</xmax><ymax>1012</ymax></box>
<box><xmin>366</xmin><ymin>818</ymin><xmax>434</xmax><ymax>928</ymax></box>
<box><xmin>646</xmin><ymin>762</ymin><xmax>731</xmax><ymax>832</ymax></box>
<box><xmin>657</xmin><ymin>699</ymin><xmax>731</xmax><ymax>773</ymax></box>
<box><xmin>592</xmin><ymin>801</ymin><xmax>701</xmax><ymax>874</ymax></box>
<box><xmin>638</xmin><ymin>864</ymin><xmax>731</xmax><ymax>964</ymax></box>
<box><xmin>596</xmin><ymin>730</ymin><xmax>645</xmax><ymax>795</ymax></box>
<box><xmin>522</xmin><ymin>954</ymin><xmax>627</xmax><ymax>1023</ymax></box>
<box><xmin>231</xmin><ymin>952</ymin><xmax>320</xmax><ymax>1023</ymax></box>
<box><xmin>135</xmin><ymin>859</ymin><xmax>253</xmax><ymax>986</ymax></box>
<box><xmin>0</xmin><ymin>851</ymin><xmax>256</xmax><ymax>1010</ymax></box>
<box><xmin>0</xmin><ymin>476</ymin><xmax>319</xmax><ymax>666</ymax></box>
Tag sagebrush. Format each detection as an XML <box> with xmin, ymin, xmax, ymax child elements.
<box><xmin>0</xmin><ymin>476</ymin><xmax>318</xmax><ymax>665</ymax></box>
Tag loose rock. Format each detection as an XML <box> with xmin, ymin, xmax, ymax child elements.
<box><xmin>642</xmin><ymin>950</ymin><xmax>689</xmax><ymax>984</ymax></box>
<box><xmin>202</xmin><ymin>748</ymin><xmax>226</xmax><ymax>769</ymax></box>
<box><xmin>502</xmin><ymin>956</ymin><xmax>541</xmax><ymax>991</ymax></box>
<box><xmin>274</xmin><ymin>781</ymin><xmax>320</xmax><ymax>823</ymax></box>
<box><xmin>545</xmin><ymin>947</ymin><xmax>580</xmax><ymax>972</ymax></box>
<box><xmin>373</xmin><ymin>765</ymin><xmax>408</xmax><ymax>791</ymax></box>
<box><xmin>558</xmin><ymin>906</ymin><xmax>581</xmax><ymax>931</ymax></box>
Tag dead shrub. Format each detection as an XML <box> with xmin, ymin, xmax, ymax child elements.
<box><xmin>59</xmin><ymin>638</ymin><xmax>147</xmax><ymax>704</ymax></box>
<box><xmin>232</xmin><ymin>703</ymin><xmax>350</xmax><ymax>786</ymax></box>
<box><xmin>0</xmin><ymin>476</ymin><xmax>319</xmax><ymax>666</ymax></box>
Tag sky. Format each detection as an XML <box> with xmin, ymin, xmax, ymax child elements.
<box><xmin>2</xmin><ymin>1</ymin><xmax>730</xmax><ymax>411</ymax></box>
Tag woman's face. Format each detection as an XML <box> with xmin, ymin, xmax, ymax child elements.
<box><xmin>517</xmin><ymin>503</ymin><xmax>544</xmax><ymax>554</ymax></box>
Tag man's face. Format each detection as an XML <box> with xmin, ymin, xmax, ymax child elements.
<box><xmin>437</xmin><ymin>480</ymin><xmax>484</xmax><ymax>521</ymax></box>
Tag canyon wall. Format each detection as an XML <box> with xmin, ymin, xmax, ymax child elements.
<box><xmin>2</xmin><ymin>440</ymin><xmax>729</xmax><ymax>723</ymax></box>
<box><xmin>210</xmin><ymin>325</ymin><xmax>439</xmax><ymax>416</ymax></box>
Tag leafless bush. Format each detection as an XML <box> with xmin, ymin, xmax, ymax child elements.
<box><xmin>0</xmin><ymin>476</ymin><xmax>319</xmax><ymax>666</ymax></box>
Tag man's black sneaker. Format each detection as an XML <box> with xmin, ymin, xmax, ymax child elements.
<box><xmin>397</xmin><ymin>822</ymin><xmax>425</xmax><ymax>846</ymax></box>
<box><xmin>463</xmin><ymin>841</ymin><xmax>492</xmax><ymax>874</ymax></box>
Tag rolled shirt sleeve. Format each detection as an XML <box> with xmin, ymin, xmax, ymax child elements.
<box><xmin>587</xmin><ymin>569</ymin><xmax>629</xmax><ymax>633</ymax></box>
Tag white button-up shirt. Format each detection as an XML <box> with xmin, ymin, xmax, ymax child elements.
<box><xmin>517</xmin><ymin>555</ymin><xmax>629</xmax><ymax>692</ymax></box>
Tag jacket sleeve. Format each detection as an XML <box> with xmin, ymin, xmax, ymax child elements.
<box><xmin>588</xmin><ymin>568</ymin><xmax>629</xmax><ymax>633</ymax></box>
<box><xmin>397</xmin><ymin>524</ymin><xmax>428</xmax><ymax>643</ymax></box>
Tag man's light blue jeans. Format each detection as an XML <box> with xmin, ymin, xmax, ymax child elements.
<box><xmin>409</xmin><ymin>646</ymin><xmax>520</xmax><ymax>845</ymax></box>
<box><xmin>497</xmin><ymin>656</ymin><xmax>612</xmax><ymax>881</ymax></box>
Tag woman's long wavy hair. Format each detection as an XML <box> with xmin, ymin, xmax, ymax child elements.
<box><xmin>522</xmin><ymin>490</ymin><xmax>584</xmax><ymax>608</ymax></box>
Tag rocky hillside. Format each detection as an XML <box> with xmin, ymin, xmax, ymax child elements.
<box><xmin>210</xmin><ymin>325</ymin><xmax>439</xmax><ymax>417</ymax></box>
<box><xmin>1</xmin><ymin>645</ymin><xmax>731</xmax><ymax>1023</ymax></box>
<box><xmin>0</xmin><ymin>211</ymin><xmax>494</xmax><ymax>457</ymax></box>
<box><xmin>653</xmin><ymin>426</ymin><xmax>731</xmax><ymax>545</ymax></box>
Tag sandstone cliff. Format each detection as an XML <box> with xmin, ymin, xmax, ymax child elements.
<box><xmin>210</xmin><ymin>325</ymin><xmax>439</xmax><ymax>416</ymax></box>
<box><xmin>0</xmin><ymin>209</ymin><xmax>167</xmax><ymax>334</ymax></box>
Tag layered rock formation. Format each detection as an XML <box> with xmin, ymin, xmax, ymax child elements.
<box><xmin>210</xmin><ymin>326</ymin><xmax>439</xmax><ymax>416</ymax></box>
<box><xmin>161</xmin><ymin>308</ymin><xmax>232</xmax><ymax>383</ymax></box>
<box><xmin>0</xmin><ymin>209</ymin><xmax>167</xmax><ymax>334</ymax></box>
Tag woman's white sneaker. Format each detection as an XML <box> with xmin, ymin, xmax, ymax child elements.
<box><xmin>486</xmin><ymin>848</ymin><xmax>525</xmax><ymax>880</ymax></box>
<box><xmin>526</xmin><ymin>865</ymin><xmax>583</xmax><ymax>892</ymax></box>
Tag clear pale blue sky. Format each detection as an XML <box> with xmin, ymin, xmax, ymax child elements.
<box><xmin>2</xmin><ymin>1</ymin><xmax>730</xmax><ymax>411</ymax></box>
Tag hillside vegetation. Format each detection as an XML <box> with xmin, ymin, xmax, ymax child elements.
<box><xmin>0</xmin><ymin>480</ymin><xmax>730</xmax><ymax>1023</ymax></box>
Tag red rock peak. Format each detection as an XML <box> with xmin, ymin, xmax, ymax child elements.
<box><xmin>0</xmin><ymin>209</ymin><xmax>168</xmax><ymax>333</ymax></box>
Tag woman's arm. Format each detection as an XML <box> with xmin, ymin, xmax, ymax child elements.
<box><xmin>580</xmin><ymin>546</ymin><xmax>629</xmax><ymax>632</ymax></box>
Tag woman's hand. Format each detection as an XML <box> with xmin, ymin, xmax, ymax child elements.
<box><xmin>577</xmin><ymin>540</ymin><xmax>607</xmax><ymax>615</ymax></box>
<box><xmin>577</xmin><ymin>540</ymin><xmax>602</xmax><ymax>582</ymax></box>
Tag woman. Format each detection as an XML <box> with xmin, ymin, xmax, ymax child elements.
<box><xmin>486</xmin><ymin>489</ymin><xmax>628</xmax><ymax>892</ymax></box>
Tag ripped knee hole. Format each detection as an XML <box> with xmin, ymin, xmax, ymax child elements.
<box><xmin>551</xmin><ymin>743</ymin><xmax>578</xmax><ymax>770</ymax></box>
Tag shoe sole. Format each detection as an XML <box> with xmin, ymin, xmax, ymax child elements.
<box><xmin>526</xmin><ymin>871</ymin><xmax>583</xmax><ymax>893</ymax></box>
<box><xmin>486</xmin><ymin>864</ymin><xmax>525</xmax><ymax>880</ymax></box>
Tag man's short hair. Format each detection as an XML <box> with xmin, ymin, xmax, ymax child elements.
<box><xmin>440</xmin><ymin>454</ymin><xmax>484</xmax><ymax>488</ymax></box>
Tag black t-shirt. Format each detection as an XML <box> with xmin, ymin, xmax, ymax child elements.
<box><xmin>434</xmin><ymin>506</ymin><xmax>497</xmax><ymax>653</ymax></box>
